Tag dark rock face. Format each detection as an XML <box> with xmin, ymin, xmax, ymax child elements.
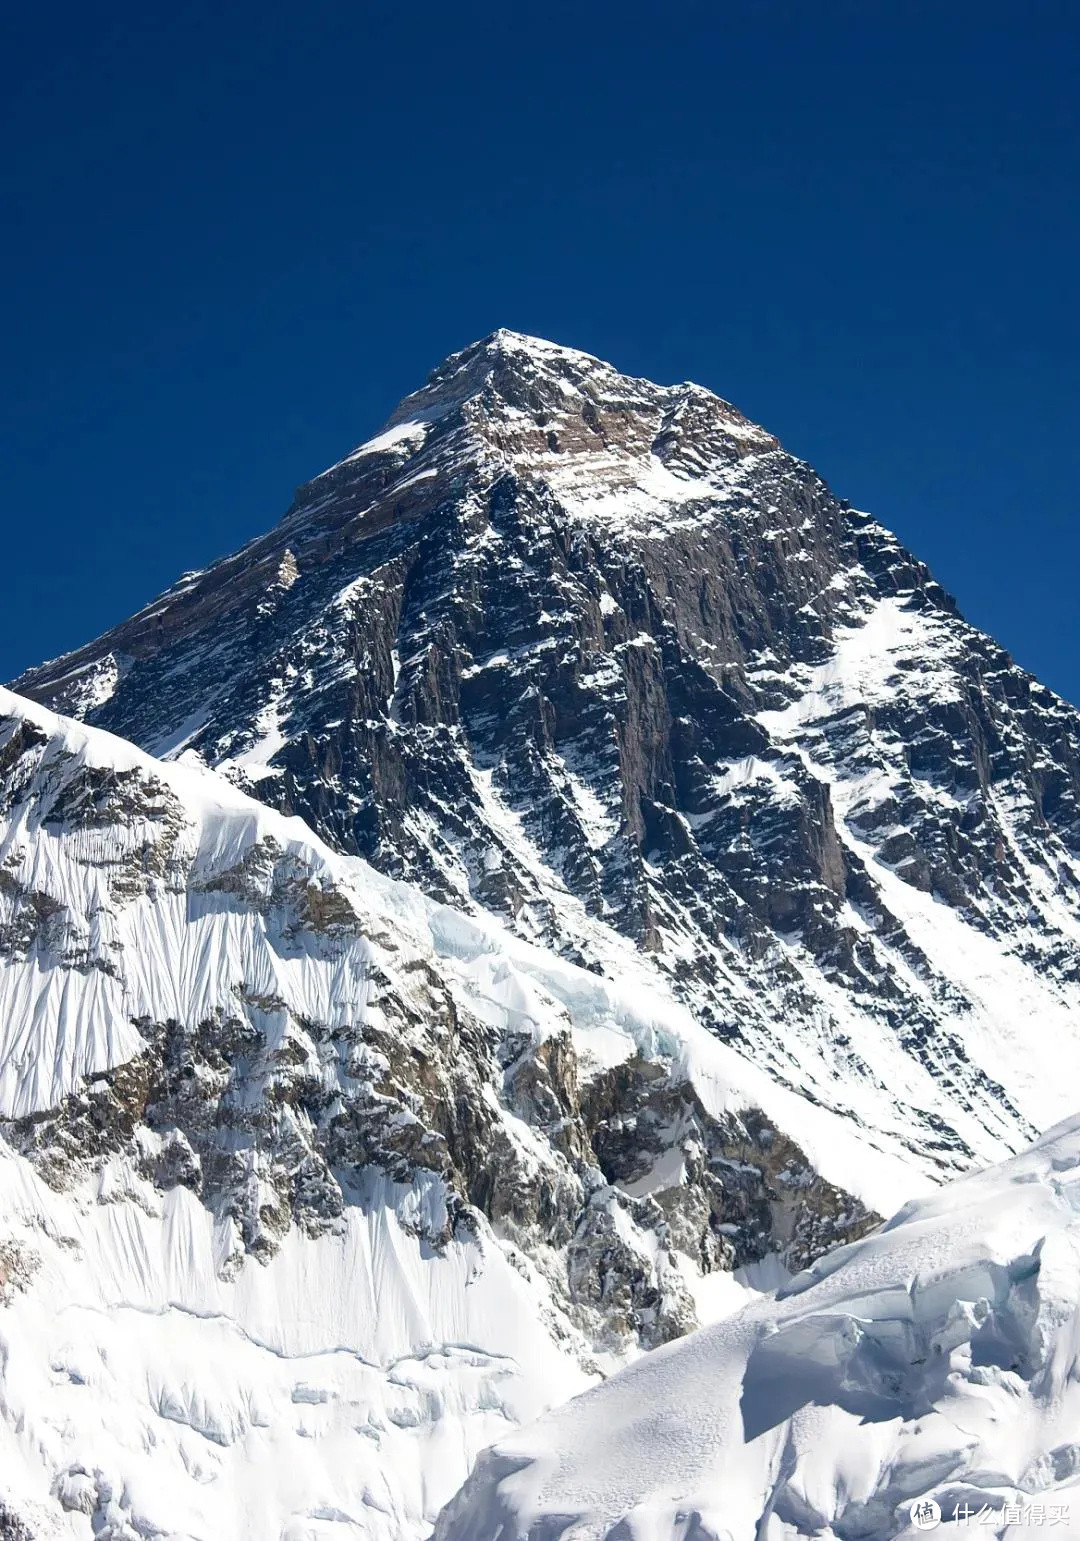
<box><xmin>0</xmin><ymin>1505</ymin><xmax>34</xmax><ymax>1541</ymax></box>
<box><xmin>14</xmin><ymin>329</ymin><xmax>1080</xmax><ymax>1185</ymax></box>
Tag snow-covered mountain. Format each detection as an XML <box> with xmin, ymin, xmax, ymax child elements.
<box><xmin>16</xmin><ymin>330</ymin><xmax>1080</xmax><ymax>1187</ymax></box>
<box><xmin>5</xmin><ymin>331</ymin><xmax>1080</xmax><ymax>1537</ymax></box>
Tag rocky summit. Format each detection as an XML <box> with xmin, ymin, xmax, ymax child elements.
<box><xmin>4</xmin><ymin>332</ymin><xmax>1080</xmax><ymax>1538</ymax></box>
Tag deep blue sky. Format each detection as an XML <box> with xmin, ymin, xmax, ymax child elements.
<box><xmin>3</xmin><ymin>1</ymin><xmax>1078</xmax><ymax>698</ymax></box>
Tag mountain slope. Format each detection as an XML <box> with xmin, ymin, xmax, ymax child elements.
<box><xmin>436</xmin><ymin>1113</ymin><xmax>1080</xmax><ymax>1541</ymax></box>
<box><xmin>15</xmin><ymin>330</ymin><xmax>1080</xmax><ymax>1186</ymax></box>
<box><xmin>0</xmin><ymin>684</ymin><xmax>904</xmax><ymax>1539</ymax></box>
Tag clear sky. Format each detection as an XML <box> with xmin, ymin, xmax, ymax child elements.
<box><xmin>3</xmin><ymin>1</ymin><xmax>1078</xmax><ymax>699</ymax></box>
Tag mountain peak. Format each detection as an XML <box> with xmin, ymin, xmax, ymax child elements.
<box><xmin>437</xmin><ymin>327</ymin><xmax>606</xmax><ymax>377</ymax></box>
<box><xmin>356</xmin><ymin>329</ymin><xmax>776</xmax><ymax>504</ymax></box>
<box><xmin>471</xmin><ymin>326</ymin><xmax>603</xmax><ymax>363</ymax></box>
<box><xmin>382</xmin><ymin>328</ymin><xmax>616</xmax><ymax>430</ymax></box>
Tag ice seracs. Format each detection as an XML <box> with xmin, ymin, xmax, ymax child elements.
<box><xmin>435</xmin><ymin>1114</ymin><xmax>1080</xmax><ymax>1541</ymax></box>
